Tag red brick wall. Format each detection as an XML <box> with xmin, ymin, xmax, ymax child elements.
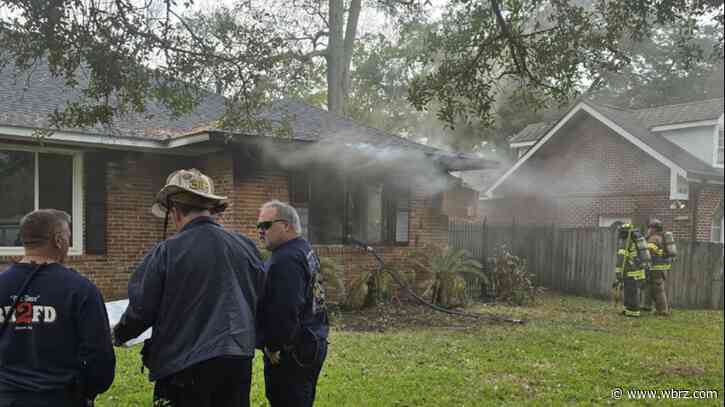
<box><xmin>2</xmin><ymin>149</ymin><xmax>451</xmax><ymax>302</ymax></box>
<box><xmin>479</xmin><ymin>115</ymin><xmax>724</xmax><ymax>241</ymax></box>
<box><xmin>692</xmin><ymin>184</ymin><xmax>724</xmax><ymax>241</ymax></box>
<box><xmin>443</xmin><ymin>184</ymin><xmax>479</xmax><ymax>219</ymax></box>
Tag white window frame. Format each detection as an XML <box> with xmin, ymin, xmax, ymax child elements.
<box><xmin>713</xmin><ymin>211</ymin><xmax>724</xmax><ymax>244</ymax></box>
<box><xmin>669</xmin><ymin>167</ymin><xmax>689</xmax><ymax>201</ymax></box>
<box><xmin>714</xmin><ymin>115</ymin><xmax>724</xmax><ymax>169</ymax></box>
<box><xmin>0</xmin><ymin>144</ymin><xmax>84</xmax><ymax>256</ymax></box>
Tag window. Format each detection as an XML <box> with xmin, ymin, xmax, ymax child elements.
<box><xmin>289</xmin><ymin>172</ymin><xmax>310</xmax><ymax>240</ymax></box>
<box><xmin>289</xmin><ymin>169</ymin><xmax>410</xmax><ymax>245</ymax></box>
<box><xmin>349</xmin><ymin>184</ymin><xmax>383</xmax><ymax>243</ymax></box>
<box><xmin>309</xmin><ymin>169</ymin><xmax>346</xmax><ymax>244</ymax></box>
<box><xmin>0</xmin><ymin>146</ymin><xmax>83</xmax><ymax>255</ymax></box>
<box><xmin>670</xmin><ymin>168</ymin><xmax>689</xmax><ymax>201</ymax></box>
<box><xmin>712</xmin><ymin>206</ymin><xmax>724</xmax><ymax>243</ymax></box>
<box><xmin>717</xmin><ymin>127</ymin><xmax>724</xmax><ymax>167</ymax></box>
<box><xmin>384</xmin><ymin>183</ymin><xmax>410</xmax><ymax>244</ymax></box>
<box><xmin>676</xmin><ymin>174</ymin><xmax>689</xmax><ymax>196</ymax></box>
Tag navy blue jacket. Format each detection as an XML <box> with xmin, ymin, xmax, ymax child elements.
<box><xmin>258</xmin><ymin>237</ymin><xmax>329</xmax><ymax>353</ymax></box>
<box><xmin>114</xmin><ymin>216</ymin><xmax>264</xmax><ymax>381</ymax></box>
<box><xmin>0</xmin><ymin>263</ymin><xmax>115</xmax><ymax>398</ymax></box>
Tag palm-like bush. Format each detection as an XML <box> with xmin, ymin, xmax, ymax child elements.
<box><xmin>410</xmin><ymin>245</ymin><xmax>488</xmax><ymax>308</ymax></box>
<box><xmin>344</xmin><ymin>269</ymin><xmax>370</xmax><ymax>310</ymax></box>
<box><xmin>319</xmin><ymin>256</ymin><xmax>346</xmax><ymax>304</ymax></box>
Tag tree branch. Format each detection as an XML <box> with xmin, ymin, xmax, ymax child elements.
<box><xmin>490</xmin><ymin>0</ymin><xmax>557</xmax><ymax>92</ymax></box>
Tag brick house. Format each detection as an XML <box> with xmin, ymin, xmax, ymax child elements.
<box><xmin>0</xmin><ymin>61</ymin><xmax>495</xmax><ymax>300</ymax></box>
<box><xmin>479</xmin><ymin>98</ymin><xmax>724</xmax><ymax>242</ymax></box>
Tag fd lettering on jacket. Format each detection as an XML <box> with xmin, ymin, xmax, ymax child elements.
<box><xmin>1</xmin><ymin>294</ymin><xmax>57</xmax><ymax>326</ymax></box>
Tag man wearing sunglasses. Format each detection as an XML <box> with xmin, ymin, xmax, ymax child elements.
<box><xmin>256</xmin><ymin>200</ymin><xmax>329</xmax><ymax>407</ymax></box>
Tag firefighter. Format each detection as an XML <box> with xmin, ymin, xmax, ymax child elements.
<box><xmin>643</xmin><ymin>218</ymin><xmax>675</xmax><ymax>316</ymax></box>
<box><xmin>113</xmin><ymin>169</ymin><xmax>265</xmax><ymax>407</ymax></box>
<box><xmin>614</xmin><ymin>224</ymin><xmax>651</xmax><ymax>317</ymax></box>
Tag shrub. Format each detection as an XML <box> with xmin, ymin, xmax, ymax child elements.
<box><xmin>319</xmin><ymin>256</ymin><xmax>346</xmax><ymax>303</ymax></box>
<box><xmin>409</xmin><ymin>245</ymin><xmax>487</xmax><ymax>308</ymax></box>
<box><xmin>488</xmin><ymin>244</ymin><xmax>542</xmax><ymax>306</ymax></box>
<box><xmin>344</xmin><ymin>269</ymin><xmax>370</xmax><ymax>310</ymax></box>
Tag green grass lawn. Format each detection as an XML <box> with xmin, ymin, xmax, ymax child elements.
<box><xmin>98</xmin><ymin>292</ymin><xmax>724</xmax><ymax>406</ymax></box>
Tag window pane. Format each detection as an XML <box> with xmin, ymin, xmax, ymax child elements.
<box><xmin>38</xmin><ymin>153</ymin><xmax>73</xmax><ymax>215</ymax></box>
<box><xmin>392</xmin><ymin>185</ymin><xmax>410</xmax><ymax>243</ymax></box>
<box><xmin>289</xmin><ymin>172</ymin><xmax>310</xmax><ymax>205</ymax></box>
<box><xmin>350</xmin><ymin>184</ymin><xmax>383</xmax><ymax>243</ymax></box>
<box><xmin>676</xmin><ymin>174</ymin><xmax>688</xmax><ymax>195</ymax></box>
<box><xmin>309</xmin><ymin>169</ymin><xmax>345</xmax><ymax>244</ymax></box>
<box><xmin>0</xmin><ymin>150</ymin><xmax>35</xmax><ymax>246</ymax></box>
<box><xmin>38</xmin><ymin>153</ymin><xmax>74</xmax><ymax>244</ymax></box>
<box><xmin>395</xmin><ymin>209</ymin><xmax>409</xmax><ymax>242</ymax></box>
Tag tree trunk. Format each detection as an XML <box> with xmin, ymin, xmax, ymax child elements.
<box><xmin>341</xmin><ymin>0</ymin><xmax>362</xmax><ymax>104</ymax></box>
<box><xmin>327</xmin><ymin>0</ymin><xmax>345</xmax><ymax>115</ymax></box>
<box><xmin>326</xmin><ymin>0</ymin><xmax>361</xmax><ymax>116</ymax></box>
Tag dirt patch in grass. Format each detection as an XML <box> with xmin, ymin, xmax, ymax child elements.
<box><xmin>329</xmin><ymin>303</ymin><xmax>504</xmax><ymax>332</ymax></box>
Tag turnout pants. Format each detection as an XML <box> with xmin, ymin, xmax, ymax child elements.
<box><xmin>623</xmin><ymin>269</ymin><xmax>645</xmax><ymax>317</ymax></box>
<box><xmin>264</xmin><ymin>341</ymin><xmax>328</xmax><ymax>407</ymax></box>
<box><xmin>643</xmin><ymin>270</ymin><xmax>670</xmax><ymax>315</ymax></box>
<box><xmin>153</xmin><ymin>356</ymin><xmax>253</xmax><ymax>407</ymax></box>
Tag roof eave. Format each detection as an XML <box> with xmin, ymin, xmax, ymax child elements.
<box><xmin>428</xmin><ymin>154</ymin><xmax>499</xmax><ymax>171</ymax></box>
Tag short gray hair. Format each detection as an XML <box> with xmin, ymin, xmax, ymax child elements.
<box><xmin>19</xmin><ymin>209</ymin><xmax>71</xmax><ymax>249</ymax></box>
<box><xmin>261</xmin><ymin>200</ymin><xmax>302</xmax><ymax>234</ymax></box>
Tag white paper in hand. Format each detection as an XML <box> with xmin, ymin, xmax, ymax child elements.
<box><xmin>105</xmin><ymin>299</ymin><xmax>151</xmax><ymax>347</ymax></box>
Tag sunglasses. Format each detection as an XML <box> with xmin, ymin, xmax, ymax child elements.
<box><xmin>256</xmin><ymin>219</ymin><xmax>288</xmax><ymax>231</ymax></box>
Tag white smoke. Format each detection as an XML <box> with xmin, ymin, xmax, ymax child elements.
<box><xmin>253</xmin><ymin>130</ymin><xmax>458</xmax><ymax>195</ymax></box>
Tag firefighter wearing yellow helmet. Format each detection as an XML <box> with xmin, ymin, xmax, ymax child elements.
<box><xmin>642</xmin><ymin>218</ymin><xmax>676</xmax><ymax>316</ymax></box>
<box><xmin>614</xmin><ymin>223</ymin><xmax>651</xmax><ymax>317</ymax></box>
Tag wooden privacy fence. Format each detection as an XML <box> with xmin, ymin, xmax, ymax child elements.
<box><xmin>449</xmin><ymin>222</ymin><xmax>725</xmax><ymax>309</ymax></box>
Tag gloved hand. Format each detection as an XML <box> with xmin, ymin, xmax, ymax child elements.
<box><xmin>111</xmin><ymin>324</ymin><xmax>124</xmax><ymax>347</ymax></box>
<box><xmin>264</xmin><ymin>347</ymin><xmax>281</xmax><ymax>365</ymax></box>
<box><xmin>613</xmin><ymin>271</ymin><xmax>623</xmax><ymax>288</ymax></box>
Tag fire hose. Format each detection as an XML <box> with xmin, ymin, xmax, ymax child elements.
<box><xmin>347</xmin><ymin>237</ymin><xmax>526</xmax><ymax>325</ymax></box>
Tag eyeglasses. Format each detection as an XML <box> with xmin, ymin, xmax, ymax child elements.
<box><xmin>256</xmin><ymin>219</ymin><xmax>288</xmax><ymax>231</ymax></box>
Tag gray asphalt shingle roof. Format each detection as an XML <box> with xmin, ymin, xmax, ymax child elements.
<box><xmin>507</xmin><ymin>98</ymin><xmax>724</xmax><ymax>178</ymax></box>
<box><xmin>511</xmin><ymin>98</ymin><xmax>724</xmax><ymax>145</ymax></box>
<box><xmin>587</xmin><ymin>101</ymin><xmax>722</xmax><ymax>177</ymax></box>
<box><xmin>1</xmin><ymin>58</ymin><xmax>497</xmax><ymax>171</ymax></box>
<box><xmin>633</xmin><ymin>98</ymin><xmax>724</xmax><ymax>128</ymax></box>
<box><xmin>509</xmin><ymin>122</ymin><xmax>554</xmax><ymax>144</ymax></box>
<box><xmin>0</xmin><ymin>59</ymin><xmax>227</xmax><ymax>139</ymax></box>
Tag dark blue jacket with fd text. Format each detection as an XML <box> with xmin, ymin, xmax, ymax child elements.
<box><xmin>0</xmin><ymin>263</ymin><xmax>116</xmax><ymax>398</ymax></box>
<box><xmin>113</xmin><ymin>216</ymin><xmax>264</xmax><ymax>381</ymax></box>
<box><xmin>258</xmin><ymin>237</ymin><xmax>329</xmax><ymax>353</ymax></box>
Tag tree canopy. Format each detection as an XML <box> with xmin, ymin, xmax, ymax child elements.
<box><xmin>408</xmin><ymin>0</ymin><xmax>723</xmax><ymax>128</ymax></box>
<box><xmin>1</xmin><ymin>0</ymin><xmax>722</xmax><ymax>145</ymax></box>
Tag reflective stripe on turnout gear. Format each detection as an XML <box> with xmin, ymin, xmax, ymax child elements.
<box><xmin>647</xmin><ymin>243</ymin><xmax>664</xmax><ymax>256</ymax></box>
<box><xmin>627</xmin><ymin>269</ymin><xmax>645</xmax><ymax>280</ymax></box>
